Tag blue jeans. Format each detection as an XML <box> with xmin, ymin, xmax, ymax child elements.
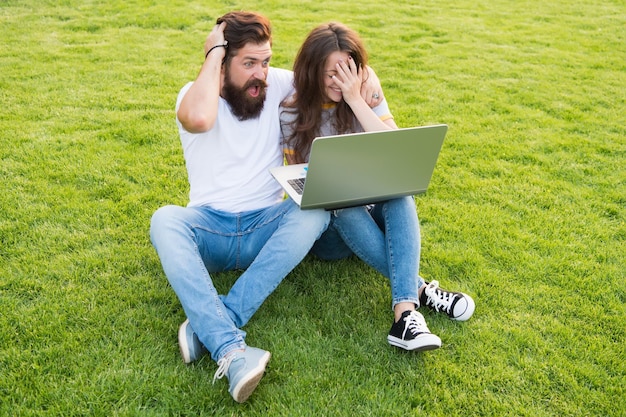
<box><xmin>150</xmin><ymin>198</ymin><xmax>329</xmax><ymax>361</ymax></box>
<box><xmin>311</xmin><ymin>196</ymin><xmax>423</xmax><ymax>308</ymax></box>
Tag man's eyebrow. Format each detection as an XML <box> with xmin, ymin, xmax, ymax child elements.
<box><xmin>242</xmin><ymin>54</ymin><xmax>272</xmax><ymax>62</ymax></box>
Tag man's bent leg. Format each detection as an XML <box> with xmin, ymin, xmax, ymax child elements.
<box><xmin>150</xmin><ymin>205</ymin><xmax>246</xmax><ymax>361</ymax></box>
<box><xmin>222</xmin><ymin>199</ymin><xmax>330</xmax><ymax>327</ymax></box>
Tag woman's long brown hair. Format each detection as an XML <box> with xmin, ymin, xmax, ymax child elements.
<box><xmin>283</xmin><ymin>23</ymin><xmax>368</xmax><ymax>163</ymax></box>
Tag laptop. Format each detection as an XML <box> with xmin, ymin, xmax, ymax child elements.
<box><xmin>270</xmin><ymin>124</ymin><xmax>448</xmax><ymax>210</ymax></box>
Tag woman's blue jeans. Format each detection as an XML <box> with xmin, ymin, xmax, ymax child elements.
<box><xmin>150</xmin><ymin>198</ymin><xmax>329</xmax><ymax>361</ymax></box>
<box><xmin>311</xmin><ymin>196</ymin><xmax>423</xmax><ymax>309</ymax></box>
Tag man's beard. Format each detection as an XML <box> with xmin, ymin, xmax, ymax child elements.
<box><xmin>222</xmin><ymin>73</ymin><xmax>268</xmax><ymax>121</ymax></box>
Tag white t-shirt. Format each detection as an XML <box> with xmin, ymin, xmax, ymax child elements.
<box><xmin>175</xmin><ymin>67</ymin><xmax>294</xmax><ymax>212</ymax></box>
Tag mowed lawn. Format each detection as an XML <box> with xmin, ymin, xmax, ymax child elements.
<box><xmin>0</xmin><ymin>0</ymin><xmax>624</xmax><ymax>416</ymax></box>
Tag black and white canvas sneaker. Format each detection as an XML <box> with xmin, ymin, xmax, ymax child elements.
<box><xmin>387</xmin><ymin>310</ymin><xmax>442</xmax><ymax>351</ymax></box>
<box><xmin>420</xmin><ymin>280</ymin><xmax>475</xmax><ymax>321</ymax></box>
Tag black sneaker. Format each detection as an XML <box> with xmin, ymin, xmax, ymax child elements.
<box><xmin>420</xmin><ymin>281</ymin><xmax>475</xmax><ymax>321</ymax></box>
<box><xmin>387</xmin><ymin>310</ymin><xmax>442</xmax><ymax>351</ymax></box>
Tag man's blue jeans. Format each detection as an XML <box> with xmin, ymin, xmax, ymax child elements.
<box><xmin>150</xmin><ymin>198</ymin><xmax>329</xmax><ymax>361</ymax></box>
<box><xmin>311</xmin><ymin>196</ymin><xmax>423</xmax><ymax>308</ymax></box>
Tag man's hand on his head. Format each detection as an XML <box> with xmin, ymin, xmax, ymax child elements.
<box><xmin>204</xmin><ymin>22</ymin><xmax>227</xmax><ymax>59</ymax></box>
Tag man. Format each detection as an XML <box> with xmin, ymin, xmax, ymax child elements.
<box><xmin>150</xmin><ymin>12</ymin><xmax>383</xmax><ymax>403</ymax></box>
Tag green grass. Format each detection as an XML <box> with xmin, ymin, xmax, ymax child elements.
<box><xmin>1</xmin><ymin>0</ymin><xmax>624</xmax><ymax>415</ymax></box>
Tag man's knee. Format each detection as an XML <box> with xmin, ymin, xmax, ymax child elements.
<box><xmin>282</xmin><ymin>200</ymin><xmax>330</xmax><ymax>232</ymax></box>
<box><xmin>150</xmin><ymin>205</ymin><xmax>184</xmax><ymax>243</ymax></box>
<box><xmin>299</xmin><ymin>208</ymin><xmax>331</xmax><ymax>236</ymax></box>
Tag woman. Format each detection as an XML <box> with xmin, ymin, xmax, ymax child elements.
<box><xmin>280</xmin><ymin>22</ymin><xmax>475</xmax><ymax>352</ymax></box>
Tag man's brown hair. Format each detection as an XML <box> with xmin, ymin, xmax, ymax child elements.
<box><xmin>217</xmin><ymin>11</ymin><xmax>272</xmax><ymax>67</ymax></box>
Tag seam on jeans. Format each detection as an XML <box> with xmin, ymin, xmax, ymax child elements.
<box><xmin>189</xmin><ymin>233</ymin><xmax>225</xmax><ymax>314</ymax></box>
<box><xmin>238</xmin><ymin>207</ymin><xmax>287</xmax><ymax>235</ymax></box>
<box><xmin>392</xmin><ymin>297</ymin><xmax>420</xmax><ymax>306</ymax></box>
<box><xmin>383</xmin><ymin>202</ymin><xmax>399</xmax><ymax>299</ymax></box>
<box><xmin>191</xmin><ymin>208</ymin><xmax>286</xmax><ymax>236</ymax></box>
<box><xmin>217</xmin><ymin>338</ymin><xmax>246</xmax><ymax>362</ymax></box>
<box><xmin>191</xmin><ymin>223</ymin><xmax>239</xmax><ymax>237</ymax></box>
<box><xmin>235</xmin><ymin>213</ymin><xmax>242</xmax><ymax>269</ymax></box>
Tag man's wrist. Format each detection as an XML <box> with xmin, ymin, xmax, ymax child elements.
<box><xmin>205</xmin><ymin>42</ymin><xmax>228</xmax><ymax>60</ymax></box>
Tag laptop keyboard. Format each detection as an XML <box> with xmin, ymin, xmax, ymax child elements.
<box><xmin>287</xmin><ymin>177</ymin><xmax>306</xmax><ymax>195</ymax></box>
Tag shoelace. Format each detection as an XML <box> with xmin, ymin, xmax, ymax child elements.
<box><xmin>213</xmin><ymin>353</ymin><xmax>236</xmax><ymax>384</ymax></box>
<box><xmin>424</xmin><ymin>280</ymin><xmax>455</xmax><ymax>314</ymax></box>
<box><xmin>404</xmin><ymin>311</ymin><xmax>429</xmax><ymax>337</ymax></box>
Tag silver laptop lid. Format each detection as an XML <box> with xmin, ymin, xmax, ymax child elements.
<box><xmin>299</xmin><ymin>124</ymin><xmax>447</xmax><ymax>209</ymax></box>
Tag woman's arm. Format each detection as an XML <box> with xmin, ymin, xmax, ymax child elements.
<box><xmin>335</xmin><ymin>57</ymin><xmax>396</xmax><ymax>132</ymax></box>
<box><xmin>361</xmin><ymin>65</ymin><xmax>385</xmax><ymax>108</ymax></box>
